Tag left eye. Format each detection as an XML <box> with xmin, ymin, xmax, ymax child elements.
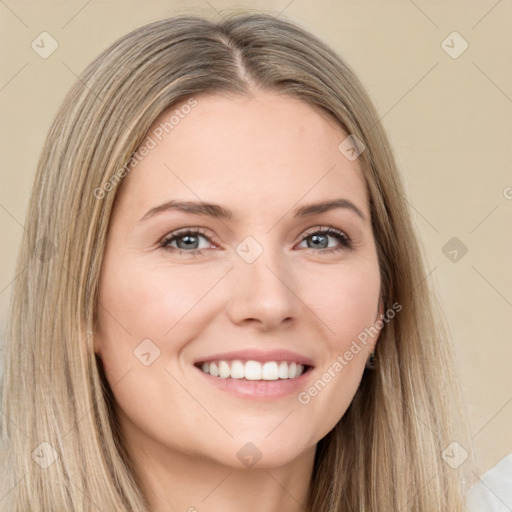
<box><xmin>160</xmin><ymin>227</ymin><xmax>351</xmax><ymax>255</ymax></box>
<box><xmin>297</xmin><ymin>227</ymin><xmax>351</xmax><ymax>252</ymax></box>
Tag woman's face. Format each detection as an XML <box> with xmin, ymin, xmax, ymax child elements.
<box><xmin>95</xmin><ymin>90</ymin><xmax>383</xmax><ymax>470</ymax></box>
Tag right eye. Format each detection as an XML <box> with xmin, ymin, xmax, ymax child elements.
<box><xmin>160</xmin><ymin>228</ymin><xmax>216</xmax><ymax>256</ymax></box>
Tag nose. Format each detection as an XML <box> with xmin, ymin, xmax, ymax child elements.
<box><xmin>225</xmin><ymin>243</ymin><xmax>301</xmax><ymax>331</ymax></box>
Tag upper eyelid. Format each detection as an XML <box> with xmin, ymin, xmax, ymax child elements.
<box><xmin>302</xmin><ymin>225</ymin><xmax>349</xmax><ymax>238</ymax></box>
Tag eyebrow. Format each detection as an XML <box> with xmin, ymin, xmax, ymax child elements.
<box><xmin>139</xmin><ymin>198</ymin><xmax>367</xmax><ymax>222</ymax></box>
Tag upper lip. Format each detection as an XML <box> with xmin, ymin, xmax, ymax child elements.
<box><xmin>194</xmin><ymin>349</ymin><xmax>315</xmax><ymax>367</ymax></box>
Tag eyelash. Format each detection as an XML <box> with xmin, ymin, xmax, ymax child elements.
<box><xmin>160</xmin><ymin>226</ymin><xmax>352</xmax><ymax>256</ymax></box>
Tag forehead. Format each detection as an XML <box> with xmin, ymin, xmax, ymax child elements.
<box><xmin>114</xmin><ymin>91</ymin><xmax>369</xmax><ymax>222</ymax></box>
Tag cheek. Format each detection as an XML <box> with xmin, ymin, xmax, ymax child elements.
<box><xmin>295</xmin><ymin>259</ymin><xmax>380</xmax><ymax>432</ymax></box>
<box><xmin>96</xmin><ymin>258</ymin><xmax>227</xmax><ymax>378</ymax></box>
<box><xmin>98</xmin><ymin>261</ymin><xmax>210</xmax><ymax>336</ymax></box>
<box><xmin>306</xmin><ymin>260</ymin><xmax>381</xmax><ymax>349</ymax></box>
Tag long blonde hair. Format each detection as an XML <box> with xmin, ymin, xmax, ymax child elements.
<box><xmin>1</xmin><ymin>12</ymin><xmax>472</xmax><ymax>511</ymax></box>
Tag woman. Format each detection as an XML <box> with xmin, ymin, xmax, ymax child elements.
<box><xmin>0</xmin><ymin>12</ymin><xmax>473</xmax><ymax>511</ymax></box>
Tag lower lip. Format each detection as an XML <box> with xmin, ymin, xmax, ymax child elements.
<box><xmin>193</xmin><ymin>365</ymin><xmax>314</xmax><ymax>400</ymax></box>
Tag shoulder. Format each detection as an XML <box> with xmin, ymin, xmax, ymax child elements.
<box><xmin>467</xmin><ymin>453</ymin><xmax>512</xmax><ymax>512</ymax></box>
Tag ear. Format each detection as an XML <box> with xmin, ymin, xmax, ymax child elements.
<box><xmin>375</xmin><ymin>297</ymin><xmax>384</xmax><ymax>324</ymax></box>
<box><xmin>87</xmin><ymin>329</ymin><xmax>102</xmax><ymax>357</ymax></box>
<box><xmin>370</xmin><ymin>298</ymin><xmax>385</xmax><ymax>351</ymax></box>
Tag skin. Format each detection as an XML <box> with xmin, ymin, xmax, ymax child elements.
<box><xmin>95</xmin><ymin>90</ymin><xmax>384</xmax><ymax>512</ymax></box>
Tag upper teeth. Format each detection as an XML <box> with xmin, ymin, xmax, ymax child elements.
<box><xmin>199</xmin><ymin>360</ymin><xmax>307</xmax><ymax>380</ymax></box>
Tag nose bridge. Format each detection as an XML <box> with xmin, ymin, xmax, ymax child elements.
<box><xmin>226</xmin><ymin>234</ymin><xmax>299</xmax><ymax>328</ymax></box>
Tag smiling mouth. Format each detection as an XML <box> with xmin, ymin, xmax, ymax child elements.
<box><xmin>194</xmin><ymin>360</ymin><xmax>313</xmax><ymax>380</ymax></box>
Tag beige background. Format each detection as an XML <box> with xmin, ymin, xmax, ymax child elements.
<box><xmin>1</xmin><ymin>0</ymin><xmax>511</xmax><ymax>479</ymax></box>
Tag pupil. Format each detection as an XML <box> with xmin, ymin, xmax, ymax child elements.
<box><xmin>178</xmin><ymin>235</ymin><xmax>198</xmax><ymax>250</ymax></box>
<box><xmin>310</xmin><ymin>234</ymin><xmax>327</xmax><ymax>249</ymax></box>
